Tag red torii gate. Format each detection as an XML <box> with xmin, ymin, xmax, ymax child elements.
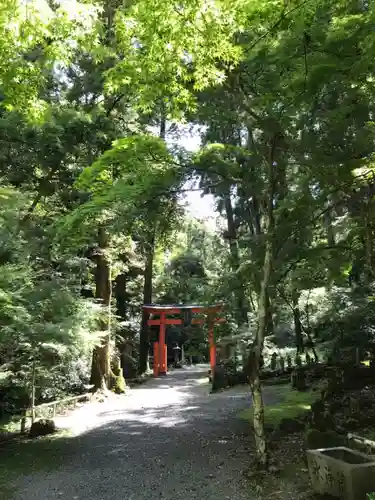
<box><xmin>142</xmin><ymin>303</ymin><xmax>225</xmax><ymax>377</ymax></box>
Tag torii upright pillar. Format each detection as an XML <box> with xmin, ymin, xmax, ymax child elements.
<box><xmin>159</xmin><ymin>312</ymin><xmax>167</xmax><ymax>375</ymax></box>
<box><xmin>208</xmin><ymin>316</ymin><xmax>216</xmax><ymax>371</ymax></box>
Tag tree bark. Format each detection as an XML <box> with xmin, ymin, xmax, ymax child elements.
<box><xmin>91</xmin><ymin>227</ymin><xmax>112</xmax><ymax>391</ymax></box>
<box><xmin>266</xmin><ymin>293</ymin><xmax>274</xmax><ymax>336</ymax></box>
<box><xmin>139</xmin><ymin>230</ymin><xmax>155</xmax><ymax>374</ymax></box>
<box><xmin>252</xmin><ymin>196</ymin><xmax>262</xmax><ymax>235</ymax></box>
<box><xmin>293</xmin><ymin>306</ymin><xmax>304</xmax><ymax>354</ymax></box>
<box><xmin>250</xmin><ymin>232</ymin><xmax>272</xmax><ymax>469</ymax></box>
<box><xmin>138</xmin><ymin>106</ymin><xmax>166</xmax><ymax>374</ymax></box>
<box><xmin>224</xmin><ymin>193</ymin><xmax>248</xmax><ymax>325</ymax></box>
<box><xmin>114</xmin><ymin>272</ymin><xmax>131</xmax><ymax>371</ymax></box>
<box><xmin>324</xmin><ymin>209</ymin><xmax>335</xmax><ymax>246</ymax></box>
<box><xmin>31</xmin><ymin>358</ymin><xmax>36</xmax><ymax>424</ymax></box>
<box><xmin>302</xmin><ymin>325</ymin><xmax>319</xmax><ymax>362</ymax></box>
<box><xmin>279</xmin><ymin>288</ymin><xmax>319</xmax><ymax>359</ymax></box>
<box><xmin>249</xmin><ymin>140</ymin><xmax>276</xmax><ymax>469</ymax></box>
<box><xmin>292</xmin><ymin>297</ymin><xmax>304</xmax><ymax>354</ymax></box>
<box><xmin>159</xmin><ymin>101</ymin><xmax>166</xmax><ymax>140</ymax></box>
<box><xmin>115</xmin><ymin>273</ymin><xmax>127</xmax><ymax>320</ymax></box>
<box><xmin>364</xmin><ymin>198</ymin><xmax>374</xmax><ymax>282</ymax></box>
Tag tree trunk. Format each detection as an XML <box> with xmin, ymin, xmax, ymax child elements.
<box><xmin>250</xmin><ymin>232</ymin><xmax>272</xmax><ymax>469</ymax></box>
<box><xmin>265</xmin><ymin>293</ymin><xmax>274</xmax><ymax>336</ymax></box>
<box><xmin>308</xmin><ymin>331</ymin><xmax>319</xmax><ymax>362</ymax></box>
<box><xmin>224</xmin><ymin>193</ymin><xmax>248</xmax><ymax>325</ymax></box>
<box><xmin>249</xmin><ymin>355</ymin><xmax>267</xmax><ymax>467</ymax></box>
<box><xmin>249</xmin><ymin>191</ymin><xmax>275</xmax><ymax>468</ymax></box>
<box><xmin>364</xmin><ymin>199</ymin><xmax>374</xmax><ymax>282</ymax></box>
<box><xmin>114</xmin><ymin>272</ymin><xmax>130</xmax><ymax>374</ymax></box>
<box><xmin>239</xmin><ymin>196</ymin><xmax>254</xmax><ymax>235</ymax></box>
<box><xmin>91</xmin><ymin>227</ymin><xmax>112</xmax><ymax>391</ymax></box>
<box><xmin>303</xmin><ymin>293</ymin><xmax>318</xmax><ymax>361</ymax></box>
<box><xmin>138</xmin><ymin>107</ymin><xmax>166</xmax><ymax>374</ymax></box>
<box><xmin>139</xmin><ymin>231</ymin><xmax>155</xmax><ymax>374</ymax></box>
<box><xmin>252</xmin><ymin>196</ymin><xmax>262</xmax><ymax>235</ymax></box>
<box><xmin>31</xmin><ymin>358</ymin><xmax>36</xmax><ymax>424</ymax></box>
<box><xmin>115</xmin><ymin>273</ymin><xmax>127</xmax><ymax>320</ymax></box>
<box><xmin>324</xmin><ymin>209</ymin><xmax>335</xmax><ymax>246</ymax></box>
<box><xmin>293</xmin><ymin>304</ymin><xmax>304</xmax><ymax>354</ymax></box>
<box><xmin>249</xmin><ymin>132</ymin><xmax>278</xmax><ymax>468</ymax></box>
<box><xmin>159</xmin><ymin>101</ymin><xmax>166</xmax><ymax>139</ymax></box>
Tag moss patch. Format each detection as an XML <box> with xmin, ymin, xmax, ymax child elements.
<box><xmin>112</xmin><ymin>374</ymin><xmax>127</xmax><ymax>394</ymax></box>
<box><xmin>238</xmin><ymin>385</ymin><xmax>319</xmax><ymax>427</ymax></box>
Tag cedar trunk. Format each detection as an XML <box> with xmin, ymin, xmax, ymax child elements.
<box><xmin>138</xmin><ymin>110</ymin><xmax>164</xmax><ymax>374</ymax></box>
<box><xmin>139</xmin><ymin>232</ymin><xmax>155</xmax><ymax>374</ymax></box>
<box><xmin>91</xmin><ymin>227</ymin><xmax>112</xmax><ymax>391</ymax></box>
<box><xmin>224</xmin><ymin>194</ymin><xmax>248</xmax><ymax>325</ymax></box>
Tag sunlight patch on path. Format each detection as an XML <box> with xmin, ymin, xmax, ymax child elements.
<box><xmin>54</xmin><ymin>368</ymin><xmax>212</xmax><ymax>435</ymax></box>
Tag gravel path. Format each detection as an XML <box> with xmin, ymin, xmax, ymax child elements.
<box><xmin>13</xmin><ymin>365</ymin><xmax>281</xmax><ymax>500</ymax></box>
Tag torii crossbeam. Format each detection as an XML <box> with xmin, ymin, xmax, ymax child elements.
<box><xmin>142</xmin><ymin>304</ymin><xmax>225</xmax><ymax>377</ymax></box>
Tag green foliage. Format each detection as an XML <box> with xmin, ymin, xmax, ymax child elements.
<box><xmin>57</xmin><ymin>134</ymin><xmax>183</xmax><ymax>247</ymax></box>
<box><xmin>76</xmin><ymin>134</ymin><xmax>176</xmax><ymax>193</ymax></box>
<box><xmin>0</xmin><ymin>0</ymin><xmax>99</xmax><ymax>119</ymax></box>
<box><xmin>0</xmin><ymin>187</ymin><xmax>101</xmax><ymax>413</ymax></box>
<box><xmin>106</xmin><ymin>0</ymin><xmax>244</xmax><ymax>113</ymax></box>
<box><xmin>312</xmin><ymin>287</ymin><xmax>375</xmax><ymax>356</ymax></box>
<box><xmin>238</xmin><ymin>385</ymin><xmax>319</xmax><ymax>427</ymax></box>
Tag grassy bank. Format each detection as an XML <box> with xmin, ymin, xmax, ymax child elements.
<box><xmin>238</xmin><ymin>385</ymin><xmax>319</xmax><ymax>427</ymax></box>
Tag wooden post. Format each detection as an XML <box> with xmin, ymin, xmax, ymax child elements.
<box><xmin>153</xmin><ymin>342</ymin><xmax>159</xmax><ymax>377</ymax></box>
<box><xmin>159</xmin><ymin>312</ymin><xmax>167</xmax><ymax>375</ymax></box>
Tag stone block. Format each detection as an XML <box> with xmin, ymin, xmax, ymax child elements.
<box><xmin>307</xmin><ymin>446</ymin><xmax>375</xmax><ymax>500</ymax></box>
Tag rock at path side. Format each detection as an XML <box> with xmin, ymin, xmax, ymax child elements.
<box><xmin>29</xmin><ymin>419</ymin><xmax>56</xmax><ymax>438</ymax></box>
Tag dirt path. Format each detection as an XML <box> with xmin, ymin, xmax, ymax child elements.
<box><xmin>12</xmin><ymin>365</ymin><xmax>281</xmax><ymax>500</ymax></box>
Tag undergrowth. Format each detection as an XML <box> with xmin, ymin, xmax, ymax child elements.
<box><xmin>237</xmin><ymin>385</ymin><xmax>320</xmax><ymax>427</ymax></box>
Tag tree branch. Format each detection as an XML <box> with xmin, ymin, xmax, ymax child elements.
<box><xmin>105</xmin><ymin>93</ymin><xmax>125</xmax><ymax>117</ymax></box>
<box><xmin>248</xmin><ymin>0</ymin><xmax>316</xmax><ymax>51</ymax></box>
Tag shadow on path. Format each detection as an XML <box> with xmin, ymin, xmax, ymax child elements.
<box><xmin>11</xmin><ymin>365</ymin><xmax>281</xmax><ymax>500</ymax></box>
